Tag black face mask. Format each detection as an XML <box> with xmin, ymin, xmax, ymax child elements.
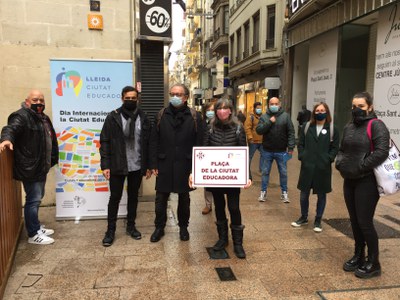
<box><xmin>123</xmin><ymin>101</ymin><xmax>137</xmax><ymax>111</ymax></box>
<box><xmin>31</xmin><ymin>103</ymin><xmax>45</xmax><ymax>114</ymax></box>
<box><xmin>352</xmin><ymin>107</ymin><xmax>367</xmax><ymax>124</ymax></box>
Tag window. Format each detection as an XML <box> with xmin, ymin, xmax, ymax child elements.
<box><xmin>223</xmin><ymin>5</ymin><xmax>229</xmax><ymax>34</ymax></box>
<box><xmin>243</xmin><ymin>22</ymin><xmax>250</xmax><ymax>58</ymax></box>
<box><xmin>230</xmin><ymin>35</ymin><xmax>235</xmax><ymax>65</ymax></box>
<box><xmin>266</xmin><ymin>5</ymin><xmax>275</xmax><ymax>49</ymax></box>
<box><xmin>252</xmin><ymin>12</ymin><xmax>260</xmax><ymax>53</ymax></box>
<box><xmin>236</xmin><ymin>29</ymin><xmax>242</xmax><ymax>62</ymax></box>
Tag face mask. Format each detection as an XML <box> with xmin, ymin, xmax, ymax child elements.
<box><xmin>352</xmin><ymin>107</ymin><xmax>367</xmax><ymax>124</ymax></box>
<box><xmin>255</xmin><ymin>108</ymin><xmax>262</xmax><ymax>115</ymax></box>
<box><xmin>269</xmin><ymin>105</ymin><xmax>279</xmax><ymax>113</ymax></box>
<box><xmin>314</xmin><ymin>113</ymin><xmax>327</xmax><ymax>121</ymax></box>
<box><xmin>216</xmin><ymin>108</ymin><xmax>231</xmax><ymax>121</ymax></box>
<box><xmin>123</xmin><ymin>101</ymin><xmax>137</xmax><ymax>111</ymax></box>
<box><xmin>169</xmin><ymin>96</ymin><xmax>183</xmax><ymax>107</ymax></box>
<box><xmin>206</xmin><ymin>111</ymin><xmax>215</xmax><ymax>120</ymax></box>
<box><xmin>31</xmin><ymin>103</ymin><xmax>45</xmax><ymax>114</ymax></box>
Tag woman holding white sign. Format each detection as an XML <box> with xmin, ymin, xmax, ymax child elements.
<box><xmin>335</xmin><ymin>92</ymin><xmax>389</xmax><ymax>279</ymax></box>
<box><xmin>190</xmin><ymin>98</ymin><xmax>252</xmax><ymax>259</ymax></box>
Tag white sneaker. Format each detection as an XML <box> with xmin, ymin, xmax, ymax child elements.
<box><xmin>28</xmin><ymin>232</ymin><xmax>55</xmax><ymax>245</ymax></box>
<box><xmin>281</xmin><ymin>192</ymin><xmax>290</xmax><ymax>203</ymax></box>
<box><xmin>258</xmin><ymin>191</ymin><xmax>267</xmax><ymax>202</ymax></box>
<box><xmin>40</xmin><ymin>225</ymin><xmax>54</xmax><ymax>236</ymax></box>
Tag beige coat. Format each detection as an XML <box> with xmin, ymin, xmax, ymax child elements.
<box><xmin>244</xmin><ymin>113</ymin><xmax>263</xmax><ymax>144</ymax></box>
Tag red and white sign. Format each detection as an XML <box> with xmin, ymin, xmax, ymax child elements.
<box><xmin>192</xmin><ymin>147</ymin><xmax>249</xmax><ymax>187</ymax></box>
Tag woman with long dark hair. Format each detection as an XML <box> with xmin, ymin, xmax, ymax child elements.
<box><xmin>335</xmin><ymin>92</ymin><xmax>390</xmax><ymax>278</ymax></box>
<box><xmin>291</xmin><ymin>102</ymin><xmax>339</xmax><ymax>232</ymax></box>
<box><xmin>190</xmin><ymin>98</ymin><xmax>251</xmax><ymax>258</ymax></box>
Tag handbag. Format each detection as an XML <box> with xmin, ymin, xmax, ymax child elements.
<box><xmin>367</xmin><ymin>119</ymin><xmax>400</xmax><ymax>196</ymax></box>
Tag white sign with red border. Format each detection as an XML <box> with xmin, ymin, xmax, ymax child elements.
<box><xmin>192</xmin><ymin>147</ymin><xmax>249</xmax><ymax>187</ymax></box>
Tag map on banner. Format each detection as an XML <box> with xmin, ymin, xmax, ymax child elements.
<box><xmin>56</xmin><ymin>126</ymin><xmax>108</xmax><ymax>193</ymax></box>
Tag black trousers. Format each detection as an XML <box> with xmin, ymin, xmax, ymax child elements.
<box><xmin>107</xmin><ymin>170</ymin><xmax>142</xmax><ymax>231</ymax></box>
<box><xmin>210</xmin><ymin>188</ymin><xmax>242</xmax><ymax>225</ymax></box>
<box><xmin>154</xmin><ymin>191</ymin><xmax>190</xmax><ymax>228</ymax></box>
<box><xmin>343</xmin><ymin>174</ymin><xmax>380</xmax><ymax>256</ymax></box>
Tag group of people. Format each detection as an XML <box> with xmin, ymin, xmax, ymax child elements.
<box><xmin>0</xmin><ymin>85</ymin><xmax>389</xmax><ymax>276</ymax></box>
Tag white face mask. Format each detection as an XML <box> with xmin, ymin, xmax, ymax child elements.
<box><xmin>169</xmin><ymin>96</ymin><xmax>183</xmax><ymax>107</ymax></box>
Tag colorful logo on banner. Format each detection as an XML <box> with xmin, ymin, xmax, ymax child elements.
<box><xmin>55</xmin><ymin>68</ymin><xmax>83</xmax><ymax>97</ymax></box>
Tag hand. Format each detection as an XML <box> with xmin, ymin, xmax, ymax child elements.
<box><xmin>102</xmin><ymin>169</ymin><xmax>110</xmax><ymax>180</ymax></box>
<box><xmin>188</xmin><ymin>173</ymin><xmax>193</xmax><ymax>188</ymax></box>
<box><xmin>152</xmin><ymin>169</ymin><xmax>159</xmax><ymax>177</ymax></box>
<box><xmin>145</xmin><ymin>169</ymin><xmax>152</xmax><ymax>179</ymax></box>
<box><xmin>244</xmin><ymin>179</ymin><xmax>252</xmax><ymax>189</ymax></box>
<box><xmin>270</xmin><ymin>116</ymin><xmax>276</xmax><ymax>123</ymax></box>
<box><xmin>0</xmin><ymin>140</ymin><xmax>13</xmax><ymax>153</ymax></box>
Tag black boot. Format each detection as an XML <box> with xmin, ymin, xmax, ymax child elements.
<box><xmin>213</xmin><ymin>220</ymin><xmax>228</xmax><ymax>251</ymax></box>
<box><xmin>231</xmin><ymin>224</ymin><xmax>246</xmax><ymax>259</ymax></box>
<box><xmin>179</xmin><ymin>226</ymin><xmax>190</xmax><ymax>241</ymax></box>
<box><xmin>102</xmin><ymin>230</ymin><xmax>115</xmax><ymax>247</ymax></box>
<box><xmin>355</xmin><ymin>254</ymin><xmax>381</xmax><ymax>279</ymax></box>
<box><xmin>150</xmin><ymin>228</ymin><xmax>165</xmax><ymax>243</ymax></box>
<box><xmin>343</xmin><ymin>245</ymin><xmax>365</xmax><ymax>272</ymax></box>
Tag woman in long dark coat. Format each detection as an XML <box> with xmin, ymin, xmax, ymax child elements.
<box><xmin>291</xmin><ymin>102</ymin><xmax>339</xmax><ymax>232</ymax></box>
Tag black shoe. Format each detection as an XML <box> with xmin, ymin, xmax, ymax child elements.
<box><xmin>355</xmin><ymin>257</ymin><xmax>381</xmax><ymax>279</ymax></box>
<box><xmin>102</xmin><ymin>230</ymin><xmax>115</xmax><ymax>247</ymax></box>
<box><xmin>179</xmin><ymin>227</ymin><xmax>190</xmax><ymax>241</ymax></box>
<box><xmin>126</xmin><ymin>225</ymin><xmax>142</xmax><ymax>240</ymax></box>
<box><xmin>150</xmin><ymin>228</ymin><xmax>165</xmax><ymax>243</ymax></box>
<box><xmin>343</xmin><ymin>247</ymin><xmax>365</xmax><ymax>272</ymax></box>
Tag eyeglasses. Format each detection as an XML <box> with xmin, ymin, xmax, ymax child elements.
<box><xmin>169</xmin><ymin>93</ymin><xmax>185</xmax><ymax>97</ymax></box>
<box><xmin>123</xmin><ymin>97</ymin><xmax>138</xmax><ymax>101</ymax></box>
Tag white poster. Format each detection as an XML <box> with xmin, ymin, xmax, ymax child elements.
<box><xmin>374</xmin><ymin>3</ymin><xmax>400</xmax><ymax>146</ymax></box>
<box><xmin>50</xmin><ymin>59</ymin><xmax>133</xmax><ymax>219</ymax></box>
<box><xmin>192</xmin><ymin>147</ymin><xmax>249</xmax><ymax>187</ymax></box>
<box><xmin>307</xmin><ymin>29</ymin><xmax>339</xmax><ymax>113</ymax></box>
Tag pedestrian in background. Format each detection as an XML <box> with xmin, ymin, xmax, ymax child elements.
<box><xmin>296</xmin><ymin>104</ymin><xmax>311</xmax><ymax>137</ymax></box>
<box><xmin>256</xmin><ymin>97</ymin><xmax>295</xmax><ymax>203</ymax></box>
<box><xmin>149</xmin><ymin>84</ymin><xmax>203</xmax><ymax>242</ymax></box>
<box><xmin>0</xmin><ymin>90</ymin><xmax>59</xmax><ymax>245</ymax></box>
<box><xmin>201</xmin><ymin>102</ymin><xmax>215</xmax><ymax>215</ymax></box>
<box><xmin>190</xmin><ymin>98</ymin><xmax>252</xmax><ymax>258</ymax></box>
<box><xmin>100</xmin><ymin>86</ymin><xmax>151</xmax><ymax>247</ymax></box>
<box><xmin>335</xmin><ymin>92</ymin><xmax>389</xmax><ymax>279</ymax></box>
<box><xmin>244</xmin><ymin>102</ymin><xmax>264</xmax><ymax>173</ymax></box>
<box><xmin>291</xmin><ymin>102</ymin><xmax>339</xmax><ymax>232</ymax></box>
<box><xmin>236</xmin><ymin>110</ymin><xmax>246</xmax><ymax>124</ymax></box>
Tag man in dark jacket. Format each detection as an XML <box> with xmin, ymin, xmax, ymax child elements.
<box><xmin>256</xmin><ymin>97</ymin><xmax>295</xmax><ymax>203</ymax></box>
<box><xmin>0</xmin><ymin>90</ymin><xmax>59</xmax><ymax>245</ymax></box>
<box><xmin>100</xmin><ymin>86</ymin><xmax>151</xmax><ymax>247</ymax></box>
<box><xmin>296</xmin><ymin>104</ymin><xmax>311</xmax><ymax>137</ymax></box>
<box><xmin>149</xmin><ymin>83</ymin><xmax>203</xmax><ymax>242</ymax></box>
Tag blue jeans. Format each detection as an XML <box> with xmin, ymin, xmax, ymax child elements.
<box><xmin>300</xmin><ymin>190</ymin><xmax>326</xmax><ymax>219</ymax></box>
<box><xmin>23</xmin><ymin>180</ymin><xmax>46</xmax><ymax>237</ymax></box>
<box><xmin>260</xmin><ymin>151</ymin><xmax>288</xmax><ymax>192</ymax></box>
<box><xmin>248</xmin><ymin>143</ymin><xmax>264</xmax><ymax>172</ymax></box>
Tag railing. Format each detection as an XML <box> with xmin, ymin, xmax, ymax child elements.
<box><xmin>0</xmin><ymin>149</ymin><xmax>22</xmax><ymax>299</ymax></box>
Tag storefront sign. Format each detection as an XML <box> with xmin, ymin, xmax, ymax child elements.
<box><xmin>140</xmin><ymin>0</ymin><xmax>171</xmax><ymax>38</ymax></box>
<box><xmin>306</xmin><ymin>29</ymin><xmax>338</xmax><ymax>114</ymax></box>
<box><xmin>265</xmin><ymin>77</ymin><xmax>281</xmax><ymax>89</ymax></box>
<box><xmin>192</xmin><ymin>147</ymin><xmax>249</xmax><ymax>187</ymax></box>
<box><xmin>374</xmin><ymin>3</ymin><xmax>400</xmax><ymax>146</ymax></box>
<box><xmin>291</xmin><ymin>0</ymin><xmax>309</xmax><ymax>15</ymax></box>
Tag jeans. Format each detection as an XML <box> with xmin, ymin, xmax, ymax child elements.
<box><xmin>344</xmin><ymin>174</ymin><xmax>380</xmax><ymax>256</ymax></box>
<box><xmin>23</xmin><ymin>180</ymin><xmax>46</xmax><ymax>237</ymax></box>
<box><xmin>211</xmin><ymin>188</ymin><xmax>241</xmax><ymax>225</ymax></box>
<box><xmin>299</xmin><ymin>190</ymin><xmax>327</xmax><ymax>219</ymax></box>
<box><xmin>154</xmin><ymin>191</ymin><xmax>190</xmax><ymax>228</ymax></box>
<box><xmin>260</xmin><ymin>151</ymin><xmax>288</xmax><ymax>193</ymax></box>
<box><xmin>107</xmin><ymin>170</ymin><xmax>142</xmax><ymax>231</ymax></box>
<box><xmin>248</xmin><ymin>143</ymin><xmax>264</xmax><ymax>172</ymax></box>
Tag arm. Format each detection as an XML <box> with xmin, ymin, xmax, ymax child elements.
<box><xmin>286</xmin><ymin>114</ymin><xmax>296</xmax><ymax>152</ymax></box>
<box><xmin>99</xmin><ymin>116</ymin><xmax>112</xmax><ymax>173</ymax></box>
<box><xmin>363</xmin><ymin>120</ymin><xmax>390</xmax><ymax>170</ymax></box>
<box><xmin>243</xmin><ymin>115</ymin><xmax>253</xmax><ymax>142</ymax></box>
<box><xmin>255</xmin><ymin>114</ymin><xmax>271</xmax><ymax>135</ymax></box>
<box><xmin>1</xmin><ymin>113</ymin><xmax>26</xmax><ymax>146</ymax></box>
<box><xmin>297</xmin><ymin>124</ymin><xmax>305</xmax><ymax>160</ymax></box>
<box><xmin>149</xmin><ymin>115</ymin><xmax>159</xmax><ymax>173</ymax></box>
<box><xmin>328</xmin><ymin>125</ymin><xmax>340</xmax><ymax>162</ymax></box>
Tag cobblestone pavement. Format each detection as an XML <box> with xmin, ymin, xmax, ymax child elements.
<box><xmin>4</xmin><ymin>151</ymin><xmax>400</xmax><ymax>299</ymax></box>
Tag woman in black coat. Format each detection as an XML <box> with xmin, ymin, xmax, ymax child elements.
<box><xmin>335</xmin><ymin>92</ymin><xmax>389</xmax><ymax>279</ymax></box>
<box><xmin>291</xmin><ymin>102</ymin><xmax>339</xmax><ymax>232</ymax></box>
<box><xmin>190</xmin><ymin>98</ymin><xmax>252</xmax><ymax>258</ymax></box>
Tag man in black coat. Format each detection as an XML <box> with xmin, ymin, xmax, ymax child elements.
<box><xmin>0</xmin><ymin>90</ymin><xmax>59</xmax><ymax>245</ymax></box>
<box><xmin>100</xmin><ymin>86</ymin><xmax>152</xmax><ymax>247</ymax></box>
<box><xmin>149</xmin><ymin>84</ymin><xmax>203</xmax><ymax>242</ymax></box>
